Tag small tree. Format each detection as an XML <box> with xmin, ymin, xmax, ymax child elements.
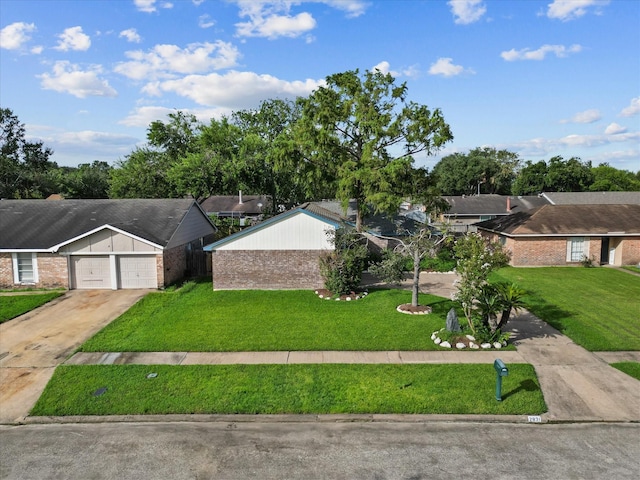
<box><xmin>371</xmin><ymin>228</ymin><xmax>449</xmax><ymax>308</ymax></box>
<box><xmin>453</xmin><ymin>233</ymin><xmax>510</xmax><ymax>333</ymax></box>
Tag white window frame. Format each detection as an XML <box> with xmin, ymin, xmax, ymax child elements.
<box><xmin>566</xmin><ymin>237</ymin><xmax>588</xmax><ymax>262</ymax></box>
<box><xmin>12</xmin><ymin>252</ymin><xmax>39</xmax><ymax>284</ymax></box>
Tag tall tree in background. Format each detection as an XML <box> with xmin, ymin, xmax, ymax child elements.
<box><xmin>589</xmin><ymin>163</ymin><xmax>640</xmax><ymax>191</ymax></box>
<box><xmin>0</xmin><ymin>108</ymin><xmax>56</xmax><ymax>198</ymax></box>
<box><xmin>512</xmin><ymin>156</ymin><xmax>594</xmax><ymax>194</ymax></box>
<box><xmin>432</xmin><ymin>147</ymin><xmax>520</xmax><ymax>196</ymax></box>
<box><xmin>60</xmin><ymin>161</ymin><xmax>112</xmax><ymax>198</ymax></box>
<box><xmin>294</xmin><ymin>69</ymin><xmax>453</xmax><ymax>231</ymax></box>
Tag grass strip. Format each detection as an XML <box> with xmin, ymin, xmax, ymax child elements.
<box><xmin>611</xmin><ymin>362</ymin><xmax>640</xmax><ymax>381</ymax></box>
<box><xmin>80</xmin><ymin>286</ymin><xmax>463</xmax><ymax>352</ymax></box>
<box><xmin>491</xmin><ymin>267</ymin><xmax>640</xmax><ymax>351</ymax></box>
<box><xmin>31</xmin><ymin>364</ymin><xmax>545</xmax><ymax>416</ymax></box>
<box><xmin>0</xmin><ymin>292</ymin><xmax>63</xmax><ymax>323</ymax></box>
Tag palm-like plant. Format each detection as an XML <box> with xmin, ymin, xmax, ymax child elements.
<box><xmin>494</xmin><ymin>282</ymin><xmax>527</xmax><ymax>329</ymax></box>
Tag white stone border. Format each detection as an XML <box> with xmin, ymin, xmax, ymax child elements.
<box><xmin>431</xmin><ymin>329</ymin><xmax>506</xmax><ymax>349</ymax></box>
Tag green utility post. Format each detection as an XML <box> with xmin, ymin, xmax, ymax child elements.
<box><xmin>493</xmin><ymin>358</ymin><xmax>509</xmax><ymax>401</ymax></box>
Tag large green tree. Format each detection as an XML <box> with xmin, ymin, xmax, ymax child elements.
<box><xmin>589</xmin><ymin>163</ymin><xmax>640</xmax><ymax>191</ymax></box>
<box><xmin>294</xmin><ymin>69</ymin><xmax>453</xmax><ymax>231</ymax></box>
<box><xmin>512</xmin><ymin>156</ymin><xmax>594</xmax><ymax>194</ymax></box>
<box><xmin>1</xmin><ymin>108</ymin><xmax>57</xmax><ymax>198</ymax></box>
<box><xmin>432</xmin><ymin>147</ymin><xmax>521</xmax><ymax>196</ymax></box>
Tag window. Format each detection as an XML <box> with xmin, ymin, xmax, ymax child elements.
<box><xmin>12</xmin><ymin>253</ymin><xmax>38</xmax><ymax>284</ymax></box>
<box><xmin>567</xmin><ymin>237</ymin><xmax>585</xmax><ymax>262</ymax></box>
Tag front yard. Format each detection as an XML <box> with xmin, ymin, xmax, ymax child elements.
<box><xmin>491</xmin><ymin>267</ymin><xmax>640</xmax><ymax>351</ymax></box>
<box><xmin>0</xmin><ymin>292</ymin><xmax>64</xmax><ymax>323</ymax></box>
<box><xmin>80</xmin><ymin>286</ymin><xmax>459</xmax><ymax>352</ymax></box>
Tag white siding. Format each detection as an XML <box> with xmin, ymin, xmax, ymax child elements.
<box><xmin>216</xmin><ymin>212</ymin><xmax>335</xmax><ymax>251</ymax></box>
<box><xmin>60</xmin><ymin>229</ymin><xmax>160</xmax><ymax>253</ymax></box>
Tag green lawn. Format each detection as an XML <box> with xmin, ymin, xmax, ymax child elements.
<box><xmin>80</xmin><ymin>285</ymin><xmax>460</xmax><ymax>352</ymax></box>
<box><xmin>31</xmin><ymin>363</ymin><xmax>546</xmax><ymax>416</ymax></box>
<box><xmin>0</xmin><ymin>292</ymin><xmax>63</xmax><ymax>323</ymax></box>
<box><xmin>491</xmin><ymin>267</ymin><xmax>640</xmax><ymax>351</ymax></box>
<box><xmin>611</xmin><ymin>362</ymin><xmax>640</xmax><ymax>381</ymax></box>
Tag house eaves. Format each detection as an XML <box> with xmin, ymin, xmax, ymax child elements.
<box><xmin>52</xmin><ymin>224</ymin><xmax>164</xmax><ymax>252</ymax></box>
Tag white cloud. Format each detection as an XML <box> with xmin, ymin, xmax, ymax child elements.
<box><xmin>199</xmin><ymin>14</ymin><xmax>215</xmax><ymax>28</ymax></box>
<box><xmin>371</xmin><ymin>61</ymin><xmax>399</xmax><ymax>77</ymax></box>
<box><xmin>620</xmin><ymin>97</ymin><xmax>640</xmax><ymax>117</ymax></box>
<box><xmin>448</xmin><ymin>0</ymin><xmax>486</xmax><ymax>25</ymax></box>
<box><xmin>192</xmin><ymin>0</ymin><xmax>205</xmax><ymax>5</ymax></box>
<box><xmin>236</xmin><ymin>11</ymin><xmax>316</xmax><ymax>39</ymax></box>
<box><xmin>119</xmin><ymin>28</ymin><xmax>142</xmax><ymax>43</ymax></box>
<box><xmin>119</xmin><ymin>105</ymin><xmax>233</xmax><ymax>127</ymax></box>
<box><xmin>31</xmin><ymin>45</ymin><xmax>44</xmax><ymax>54</ymax></box>
<box><xmin>0</xmin><ymin>22</ymin><xmax>36</xmax><ymax>50</ymax></box>
<box><xmin>563</xmin><ymin>109</ymin><xmax>601</xmax><ymax>124</ymax></box>
<box><xmin>501</xmin><ymin>44</ymin><xmax>582</xmax><ymax>61</ymax></box>
<box><xmin>54</xmin><ymin>26</ymin><xmax>91</xmax><ymax>51</ymax></box>
<box><xmin>428</xmin><ymin>57</ymin><xmax>472</xmax><ymax>77</ymax></box>
<box><xmin>604</xmin><ymin>123</ymin><xmax>627</xmax><ymax>135</ymax></box>
<box><xmin>39</xmin><ymin>61</ymin><xmax>117</xmax><ymax>98</ymax></box>
<box><xmin>146</xmin><ymin>70</ymin><xmax>324</xmax><ymax>108</ymax></box>
<box><xmin>114</xmin><ymin>41</ymin><xmax>241</xmax><ymax>80</ymax></box>
<box><xmin>546</xmin><ymin>0</ymin><xmax>610</xmax><ymax>21</ymax></box>
<box><xmin>134</xmin><ymin>0</ymin><xmax>173</xmax><ymax>13</ymax></box>
<box><xmin>320</xmin><ymin>0</ymin><xmax>369</xmax><ymax>18</ymax></box>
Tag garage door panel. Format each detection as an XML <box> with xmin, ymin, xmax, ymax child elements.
<box><xmin>73</xmin><ymin>256</ymin><xmax>111</xmax><ymax>289</ymax></box>
<box><xmin>118</xmin><ymin>256</ymin><xmax>157</xmax><ymax>289</ymax></box>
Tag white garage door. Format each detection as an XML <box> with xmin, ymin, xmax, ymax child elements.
<box><xmin>118</xmin><ymin>256</ymin><xmax>157</xmax><ymax>289</ymax></box>
<box><xmin>72</xmin><ymin>256</ymin><xmax>111</xmax><ymax>289</ymax></box>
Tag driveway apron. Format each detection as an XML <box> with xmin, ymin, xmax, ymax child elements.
<box><xmin>0</xmin><ymin>289</ymin><xmax>148</xmax><ymax>423</ymax></box>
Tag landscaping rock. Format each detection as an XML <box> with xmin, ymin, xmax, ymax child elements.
<box><xmin>481</xmin><ymin>343</ymin><xmax>492</xmax><ymax>349</ymax></box>
<box><xmin>456</xmin><ymin>342</ymin><xmax>466</xmax><ymax>349</ymax></box>
<box><xmin>446</xmin><ymin>308</ymin><xmax>461</xmax><ymax>332</ymax></box>
<box><xmin>440</xmin><ymin>341</ymin><xmax>451</xmax><ymax>348</ymax></box>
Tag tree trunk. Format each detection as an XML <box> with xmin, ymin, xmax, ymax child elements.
<box><xmin>497</xmin><ymin>308</ymin><xmax>511</xmax><ymax>330</ymax></box>
<box><xmin>412</xmin><ymin>250</ymin><xmax>420</xmax><ymax>307</ymax></box>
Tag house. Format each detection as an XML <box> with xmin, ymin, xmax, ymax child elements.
<box><xmin>200</xmin><ymin>192</ymin><xmax>268</xmax><ymax>226</ymax></box>
<box><xmin>0</xmin><ymin>199</ymin><xmax>217</xmax><ymax>290</ymax></box>
<box><xmin>476</xmin><ymin>204</ymin><xmax>640</xmax><ymax>267</ymax></box>
<box><xmin>204</xmin><ymin>199</ymin><xmax>430</xmax><ymax>290</ymax></box>
<box><xmin>204</xmin><ymin>202</ymin><xmax>344</xmax><ymax>290</ymax></box>
<box><xmin>437</xmin><ymin>194</ymin><xmax>550</xmax><ymax>232</ymax></box>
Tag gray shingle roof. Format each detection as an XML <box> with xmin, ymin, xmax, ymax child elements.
<box><xmin>541</xmin><ymin>191</ymin><xmax>640</xmax><ymax>205</ymax></box>
<box><xmin>442</xmin><ymin>194</ymin><xmax>550</xmax><ymax>216</ymax></box>
<box><xmin>476</xmin><ymin>204</ymin><xmax>640</xmax><ymax>236</ymax></box>
<box><xmin>0</xmin><ymin>199</ymin><xmax>204</xmax><ymax>250</ymax></box>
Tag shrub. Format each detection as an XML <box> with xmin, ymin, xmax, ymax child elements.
<box><xmin>319</xmin><ymin>230</ymin><xmax>368</xmax><ymax>295</ymax></box>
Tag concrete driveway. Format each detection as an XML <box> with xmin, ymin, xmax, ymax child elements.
<box><xmin>0</xmin><ymin>289</ymin><xmax>148</xmax><ymax>423</ymax></box>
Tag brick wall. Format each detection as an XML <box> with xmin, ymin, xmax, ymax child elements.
<box><xmin>36</xmin><ymin>253</ymin><xmax>69</xmax><ymax>288</ymax></box>
<box><xmin>0</xmin><ymin>253</ymin><xmax>69</xmax><ymax>290</ymax></box>
<box><xmin>212</xmin><ymin>250</ymin><xmax>326</xmax><ymax>289</ymax></box>
<box><xmin>0</xmin><ymin>254</ymin><xmax>13</xmax><ymax>289</ymax></box>
<box><xmin>163</xmin><ymin>246</ymin><xmax>185</xmax><ymax>287</ymax></box>
<box><xmin>620</xmin><ymin>237</ymin><xmax>640</xmax><ymax>265</ymax></box>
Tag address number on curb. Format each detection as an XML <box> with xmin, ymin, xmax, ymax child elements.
<box><xmin>528</xmin><ymin>416</ymin><xmax>542</xmax><ymax>423</ymax></box>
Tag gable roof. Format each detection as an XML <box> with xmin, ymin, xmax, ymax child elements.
<box><xmin>0</xmin><ymin>199</ymin><xmax>212</xmax><ymax>251</ymax></box>
<box><xmin>204</xmin><ymin>202</ymin><xmax>344</xmax><ymax>250</ymax></box>
<box><xmin>476</xmin><ymin>204</ymin><xmax>640</xmax><ymax>237</ymax></box>
<box><xmin>541</xmin><ymin>191</ymin><xmax>640</xmax><ymax>205</ymax></box>
<box><xmin>442</xmin><ymin>194</ymin><xmax>550</xmax><ymax>216</ymax></box>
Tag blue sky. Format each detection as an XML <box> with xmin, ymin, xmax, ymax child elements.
<box><xmin>1</xmin><ymin>0</ymin><xmax>639</xmax><ymax>172</ymax></box>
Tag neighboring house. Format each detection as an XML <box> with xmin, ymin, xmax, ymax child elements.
<box><xmin>437</xmin><ymin>194</ymin><xmax>550</xmax><ymax>232</ymax></box>
<box><xmin>476</xmin><ymin>204</ymin><xmax>640</xmax><ymax>267</ymax></box>
<box><xmin>205</xmin><ymin>202</ymin><xmax>344</xmax><ymax>290</ymax></box>
<box><xmin>200</xmin><ymin>192</ymin><xmax>268</xmax><ymax>226</ymax></box>
<box><xmin>541</xmin><ymin>191</ymin><xmax>640</xmax><ymax>205</ymax></box>
<box><xmin>0</xmin><ymin>199</ymin><xmax>217</xmax><ymax>290</ymax></box>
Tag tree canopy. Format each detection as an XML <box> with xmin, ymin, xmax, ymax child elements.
<box><xmin>294</xmin><ymin>69</ymin><xmax>453</xmax><ymax>231</ymax></box>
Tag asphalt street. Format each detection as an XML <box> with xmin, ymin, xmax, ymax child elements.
<box><xmin>1</xmin><ymin>421</ymin><xmax>638</xmax><ymax>479</ymax></box>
